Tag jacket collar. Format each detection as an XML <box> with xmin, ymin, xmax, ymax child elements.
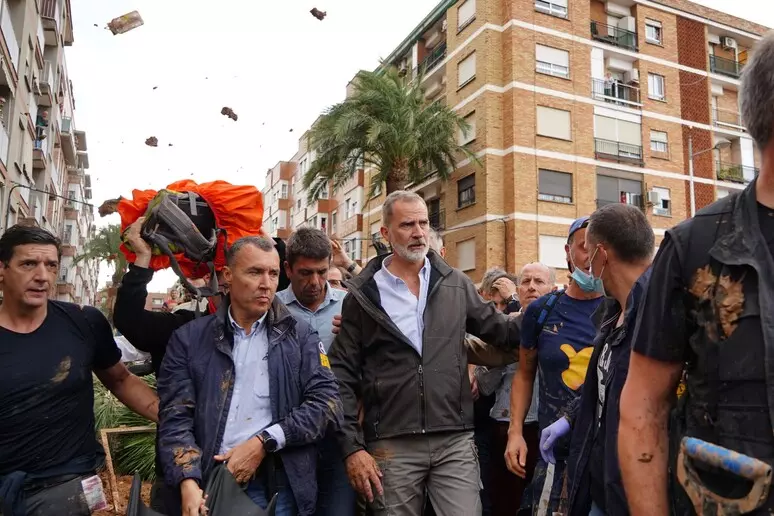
<box><xmin>348</xmin><ymin>249</ymin><xmax>453</xmax><ymax>291</ymax></box>
<box><xmin>215</xmin><ymin>295</ymin><xmax>296</xmax><ymax>341</ymax></box>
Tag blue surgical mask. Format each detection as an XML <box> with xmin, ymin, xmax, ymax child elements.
<box><xmin>570</xmin><ymin>249</ymin><xmax>605</xmax><ymax>293</ymax></box>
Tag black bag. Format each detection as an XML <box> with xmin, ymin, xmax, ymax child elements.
<box><xmin>204</xmin><ymin>464</ymin><xmax>277</xmax><ymax>516</ymax></box>
<box><xmin>125</xmin><ymin>474</ymin><xmax>165</xmax><ymax>516</ymax></box>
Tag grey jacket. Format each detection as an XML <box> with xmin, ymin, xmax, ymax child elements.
<box><xmin>329</xmin><ymin>250</ymin><xmax>522</xmax><ymax>457</ymax></box>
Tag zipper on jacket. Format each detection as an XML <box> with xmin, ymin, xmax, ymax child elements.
<box><xmin>418</xmin><ymin>364</ymin><xmax>426</xmax><ymax>433</ymax></box>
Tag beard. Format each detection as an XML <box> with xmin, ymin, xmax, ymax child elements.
<box><xmin>393</xmin><ymin>239</ymin><xmax>429</xmax><ymax>262</ymax></box>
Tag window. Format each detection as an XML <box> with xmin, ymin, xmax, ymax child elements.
<box><xmin>652</xmin><ymin>187</ymin><xmax>671</xmax><ymax>216</ymax></box>
<box><xmin>535</xmin><ymin>45</ymin><xmax>570</xmax><ymax>79</ymax></box>
<box><xmin>272</xmin><ymin>191</ymin><xmax>278</xmax><ymax>204</ymax></box>
<box><xmin>650</xmin><ymin>130</ymin><xmax>668</xmax><ymax>155</ymax></box>
<box><xmin>319</xmin><ymin>184</ymin><xmax>329</xmax><ymax>199</ymax></box>
<box><xmin>535</xmin><ymin>0</ymin><xmax>568</xmax><ymax>18</ymax></box>
<box><xmin>272</xmin><ymin>216</ymin><xmax>278</xmax><ymax>232</ymax></box>
<box><xmin>331</xmin><ymin>211</ymin><xmax>337</xmax><ymax>234</ymax></box>
<box><xmin>457</xmin><ymin>238</ymin><xmax>476</xmax><ymax>271</ymax></box>
<box><xmin>458</xmin><ymin>174</ymin><xmax>475</xmax><ymax>208</ymax></box>
<box><xmin>645</xmin><ymin>20</ymin><xmax>662</xmax><ymax>44</ymax></box>
<box><xmin>717</xmin><ymin>188</ymin><xmax>730</xmax><ymax>200</ymax></box>
<box><xmin>345</xmin><ymin>198</ymin><xmax>352</xmax><ymax>218</ymax></box>
<box><xmin>371</xmin><ymin>178</ymin><xmax>382</xmax><ymax>197</ymax></box>
<box><xmin>297</xmin><ymin>199</ymin><xmax>301</xmax><ymax>210</ymax></box>
<box><xmin>648</xmin><ymin>73</ymin><xmax>665</xmax><ymax>101</ymax></box>
<box><xmin>280</xmin><ymin>183</ymin><xmax>288</xmax><ymax>199</ymax></box>
<box><xmin>457</xmin><ymin>0</ymin><xmax>476</xmax><ymax>30</ymax></box>
<box><xmin>537</xmin><ymin>106</ymin><xmax>572</xmax><ymax>140</ymax></box>
<box><xmin>594</xmin><ymin>115</ymin><xmax>642</xmax><ymax>153</ymax></box>
<box><xmin>351</xmin><ymin>200</ymin><xmax>358</xmax><ymax>216</ymax></box>
<box><xmin>539</xmin><ymin>235</ymin><xmax>568</xmax><ymax>269</ymax></box>
<box><xmin>597</xmin><ymin>175</ymin><xmax>643</xmax><ymax>208</ymax></box>
<box><xmin>320</xmin><ymin>215</ymin><xmax>327</xmax><ymax>232</ymax></box>
<box><xmin>538</xmin><ymin>169</ymin><xmax>573</xmax><ymax>204</ymax></box>
<box><xmin>459</xmin><ymin>111</ymin><xmax>476</xmax><ymax>144</ymax></box>
<box><xmin>458</xmin><ymin>52</ymin><xmax>476</xmax><ymax>88</ymax></box>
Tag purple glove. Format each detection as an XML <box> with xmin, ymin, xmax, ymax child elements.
<box><xmin>539</xmin><ymin>417</ymin><xmax>571</xmax><ymax>464</ymax></box>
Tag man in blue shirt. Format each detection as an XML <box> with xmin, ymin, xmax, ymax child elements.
<box><xmin>505</xmin><ymin>217</ymin><xmax>604</xmax><ymax>515</ymax></box>
<box><xmin>275</xmin><ymin>227</ymin><xmax>354</xmax><ymax>516</ymax></box>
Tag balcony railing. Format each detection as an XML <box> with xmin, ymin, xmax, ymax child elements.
<box><xmin>710</xmin><ymin>55</ymin><xmax>743</xmax><ymax>79</ymax></box>
<box><xmin>590</xmin><ymin>21</ymin><xmax>637</xmax><ymax>52</ymax></box>
<box><xmin>716</xmin><ymin>160</ymin><xmax>757</xmax><ymax>184</ymax></box>
<box><xmin>429</xmin><ymin>208</ymin><xmax>446</xmax><ymax>230</ymax></box>
<box><xmin>416</xmin><ymin>42</ymin><xmax>447</xmax><ymax>75</ymax></box>
<box><xmin>712</xmin><ymin>107</ymin><xmax>745</xmax><ymax>130</ymax></box>
<box><xmin>1</xmin><ymin>0</ymin><xmax>19</xmax><ymax>71</ymax></box>
<box><xmin>594</xmin><ymin>138</ymin><xmax>644</xmax><ymax>165</ymax></box>
<box><xmin>591</xmin><ymin>78</ymin><xmax>641</xmax><ymax>106</ymax></box>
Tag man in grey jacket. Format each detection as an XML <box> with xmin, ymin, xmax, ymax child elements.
<box><xmin>329</xmin><ymin>191</ymin><xmax>522</xmax><ymax>516</ymax></box>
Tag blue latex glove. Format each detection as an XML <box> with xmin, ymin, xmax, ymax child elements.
<box><xmin>539</xmin><ymin>417</ymin><xmax>571</xmax><ymax>464</ymax></box>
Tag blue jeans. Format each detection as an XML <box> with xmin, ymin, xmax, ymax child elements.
<box><xmin>246</xmin><ymin>468</ymin><xmax>297</xmax><ymax>516</ymax></box>
<box><xmin>315</xmin><ymin>433</ymin><xmax>356</xmax><ymax>516</ymax></box>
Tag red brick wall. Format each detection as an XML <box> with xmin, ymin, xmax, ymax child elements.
<box><xmin>677</xmin><ymin>16</ymin><xmax>715</xmax><ymax>210</ymax></box>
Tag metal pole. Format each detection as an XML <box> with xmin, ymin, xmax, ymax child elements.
<box><xmin>688</xmin><ymin>134</ymin><xmax>696</xmax><ymax>217</ymax></box>
<box><xmin>3</xmin><ymin>183</ymin><xmax>20</xmax><ymax>232</ymax></box>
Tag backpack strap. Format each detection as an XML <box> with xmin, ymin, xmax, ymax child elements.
<box><xmin>532</xmin><ymin>290</ymin><xmax>565</xmax><ymax>343</ymax></box>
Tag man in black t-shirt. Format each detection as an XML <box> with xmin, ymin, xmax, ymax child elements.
<box><xmin>0</xmin><ymin>225</ymin><xmax>159</xmax><ymax>516</ymax></box>
<box><xmin>619</xmin><ymin>33</ymin><xmax>774</xmax><ymax>516</ymax></box>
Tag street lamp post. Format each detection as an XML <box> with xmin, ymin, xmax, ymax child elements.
<box><xmin>688</xmin><ymin>134</ymin><xmax>731</xmax><ymax>217</ymax></box>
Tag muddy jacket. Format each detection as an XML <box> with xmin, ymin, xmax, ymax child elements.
<box><xmin>663</xmin><ymin>181</ymin><xmax>774</xmax><ymax>513</ymax></box>
<box><xmin>157</xmin><ymin>297</ymin><xmax>342</xmax><ymax>516</ymax></box>
<box><xmin>329</xmin><ymin>250</ymin><xmax>521</xmax><ymax>457</ymax></box>
<box><xmin>563</xmin><ymin>268</ymin><xmax>651</xmax><ymax>516</ymax></box>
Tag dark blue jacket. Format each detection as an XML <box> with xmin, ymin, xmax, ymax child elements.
<box><xmin>564</xmin><ymin>267</ymin><xmax>652</xmax><ymax>516</ymax></box>
<box><xmin>157</xmin><ymin>296</ymin><xmax>343</xmax><ymax>516</ymax></box>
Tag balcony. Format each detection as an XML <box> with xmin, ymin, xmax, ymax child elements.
<box><xmin>60</xmin><ymin>116</ymin><xmax>77</xmax><ymax>166</ymax></box>
<box><xmin>591</xmin><ymin>78</ymin><xmax>641</xmax><ymax>106</ymax></box>
<box><xmin>594</xmin><ymin>138</ymin><xmax>644</xmax><ymax>165</ymax></box>
<box><xmin>429</xmin><ymin>208</ymin><xmax>445</xmax><ymax>230</ymax></box>
<box><xmin>590</xmin><ymin>21</ymin><xmax>638</xmax><ymax>52</ymax></box>
<box><xmin>33</xmin><ymin>138</ymin><xmax>48</xmax><ymax>169</ymax></box>
<box><xmin>710</xmin><ymin>55</ymin><xmax>743</xmax><ymax>79</ymax></box>
<box><xmin>416</xmin><ymin>43</ymin><xmax>447</xmax><ymax>76</ymax></box>
<box><xmin>716</xmin><ymin>160</ymin><xmax>757</xmax><ymax>184</ymax></box>
<box><xmin>41</xmin><ymin>0</ymin><xmax>61</xmax><ymax>46</ymax></box>
<box><xmin>0</xmin><ymin>122</ymin><xmax>9</xmax><ymax>167</ymax></box>
<box><xmin>712</xmin><ymin>107</ymin><xmax>745</xmax><ymax>131</ymax></box>
<box><xmin>0</xmin><ymin>0</ymin><xmax>19</xmax><ymax>72</ymax></box>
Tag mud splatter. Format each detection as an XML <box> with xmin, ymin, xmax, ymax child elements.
<box><xmin>370</xmin><ymin>448</ymin><xmax>393</xmax><ymax>461</ymax></box>
<box><xmin>52</xmin><ymin>357</ymin><xmax>71</xmax><ymax>383</ymax></box>
<box><xmin>173</xmin><ymin>447</ymin><xmax>201</xmax><ymax>472</ymax></box>
<box><xmin>220</xmin><ymin>376</ymin><xmax>231</xmax><ymax>393</ymax></box>
<box><xmin>716</xmin><ymin>274</ymin><xmax>745</xmax><ymax>338</ymax></box>
<box><xmin>689</xmin><ymin>265</ymin><xmax>716</xmax><ymax>301</ymax></box>
<box><xmin>638</xmin><ymin>453</ymin><xmax>654</xmax><ymax>463</ymax></box>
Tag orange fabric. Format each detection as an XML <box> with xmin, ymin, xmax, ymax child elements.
<box><xmin>118</xmin><ymin>180</ymin><xmax>264</xmax><ymax>277</ymax></box>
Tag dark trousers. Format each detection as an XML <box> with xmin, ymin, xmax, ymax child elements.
<box><xmin>489</xmin><ymin>421</ymin><xmax>539</xmax><ymax>516</ymax></box>
<box><xmin>22</xmin><ymin>474</ymin><xmax>93</xmax><ymax>516</ymax></box>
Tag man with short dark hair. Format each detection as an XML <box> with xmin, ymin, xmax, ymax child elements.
<box><xmin>538</xmin><ymin>204</ymin><xmax>654</xmax><ymax>515</ymax></box>
<box><xmin>275</xmin><ymin>227</ymin><xmax>354</xmax><ymax>516</ymax></box>
<box><xmin>0</xmin><ymin>225</ymin><xmax>159</xmax><ymax>516</ymax></box>
<box><xmin>158</xmin><ymin>236</ymin><xmax>341</xmax><ymax>516</ymax></box>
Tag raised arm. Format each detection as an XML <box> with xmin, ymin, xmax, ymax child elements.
<box><xmin>463</xmin><ymin>277</ymin><xmax>521</xmax><ymax>350</ymax></box>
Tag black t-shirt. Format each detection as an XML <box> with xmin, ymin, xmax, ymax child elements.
<box><xmin>0</xmin><ymin>302</ymin><xmax>121</xmax><ymax>475</ymax></box>
<box><xmin>588</xmin><ymin>324</ymin><xmax>623</xmax><ymax>511</ymax></box>
<box><xmin>633</xmin><ymin>203</ymin><xmax>774</xmax><ymax>363</ymax></box>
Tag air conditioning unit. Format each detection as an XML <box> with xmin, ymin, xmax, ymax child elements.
<box><xmin>722</xmin><ymin>37</ymin><xmax>737</xmax><ymax>50</ymax></box>
<box><xmin>647</xmin><ymin>190</ymin><xmax>661</xmax><ymax>205</ymax></box>
<box><xmin>624</xmin><ymin>69</ymin><xmax>640</xmax><ymax>84</ymax></box>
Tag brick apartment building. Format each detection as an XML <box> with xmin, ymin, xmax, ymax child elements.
<box><xmin>264</xmin><ymin>0</ymin><xmax>768</xmax><ymax>283</ymax></box>
<box><xmin>0</xmin><ymin>0</ymin><xmax>99</xmax><ymax>305</ymax></box>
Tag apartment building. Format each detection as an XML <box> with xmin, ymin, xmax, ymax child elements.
<box><xmin>0</xmin><ymin>0</ymin><xmax>98</xmax><ymax>305</ymax></box>
<box><xmin>342</xmin><ymin>0</ymin><xmax>767</xmax><ymax>283</ymax></box>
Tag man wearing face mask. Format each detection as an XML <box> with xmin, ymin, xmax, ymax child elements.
<box><xmin>538</xmin><ymin>204</ymin><xmax>654</xmax><ymax>516</ymax></box>
<box><xmin>505</xmin><ymin>216</ymin><xmax>604</xmax><ymax>515</ymax></box>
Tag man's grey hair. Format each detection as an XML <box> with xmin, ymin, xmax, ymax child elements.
<box><xmin>480</xmin><ymin>267</ymin><xmax>508</xmax><ymax>294</ymax></box>
<box><xmin>226</xmin><ymin>236</ymin><xmax>276</xmax><ymax>267</ymax></box>
<box><xmin>741</xmin><ymin>32</ymin><xmax>774</xmax><ymax>150</ymax></box>
<box><xmin>588</xmin><ymin>203</ymin><xmax>654</xmax><ymax>263</ymax></box>
<box><xmin>286</xmin><ymin>227</ymin><xmax>332</xmax><ymax>268</ymax></box>
<box><xmin>382</xmin><ymin>190</ymin><xmax>426</xmax><ymax>226</ymax></box>
<box><xmin>428</xmin><ymin>228</ymin><xmax>444</xmax><ymax>253</ymax></box>
<box><xmin>518</xmin><ymin>262</ymin><xmax>557</xmax><ymax>285</ymax></box>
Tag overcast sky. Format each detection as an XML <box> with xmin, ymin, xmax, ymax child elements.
<box><xmin>66</xmin><ymin>0</ymin><xmax>772</xmax><ymax>292</ymax></box>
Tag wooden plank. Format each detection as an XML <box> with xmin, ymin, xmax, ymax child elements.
<box><xmin>100</xmin><ymin>426</ymin><xmax>156</xmax><ymax>514</ymax></box>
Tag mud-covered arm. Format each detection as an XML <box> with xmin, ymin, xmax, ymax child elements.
<box><xmin>157</xmin><ymin>328</ymin><xmax>202</xmax><ymax>487</ymax></box>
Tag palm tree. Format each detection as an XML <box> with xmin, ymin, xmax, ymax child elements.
<box><xmin>74</xmin><ymin>224</ymin><xmax>127</xmax><ymax>319</ymax></box>
<box><xmin>302</xmin><ymin>67</ymin><xmax>478</xmax><ymax>201</ymax></box>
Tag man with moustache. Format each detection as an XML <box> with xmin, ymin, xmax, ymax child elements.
<box><xmin>329</xmin><ymin>191</ymin><xmax>522</xmax><ymax>516</ymax></box>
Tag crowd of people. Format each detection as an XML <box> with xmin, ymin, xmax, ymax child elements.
<box><xmin>2</xmin><ymin>29</ymin><xmax>774</xmax><ymax>516</ymax></box>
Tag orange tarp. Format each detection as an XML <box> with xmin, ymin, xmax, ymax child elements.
<box><xmin>118</xmin><ymin>180</ymin><xmax>264</xmax><ymax>278</ymax></box>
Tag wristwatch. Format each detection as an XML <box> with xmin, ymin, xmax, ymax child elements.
<box><xmin>346</xmin><ymin>262</ymin><xmax>358</xmax><ymax>273</ymax></box>
<box><xmin>258</xmin><ymin>430</ymin><xmax>278</xmax><ymax>453</ymax></box>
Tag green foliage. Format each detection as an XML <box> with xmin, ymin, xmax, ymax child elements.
<box><xmin>303</xmin><ymin>67</ymin><xmax>479</xmax><ymax>201</ymax></box>
<box><xmin>75</xmin><ymin>224</ymin><xmax>128</xmax><ymax>286</ymax></box>
<box><xmin>94</xmin><ymin>374</ymin><xmax>157</xmax><ymax>481</ymax></box>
